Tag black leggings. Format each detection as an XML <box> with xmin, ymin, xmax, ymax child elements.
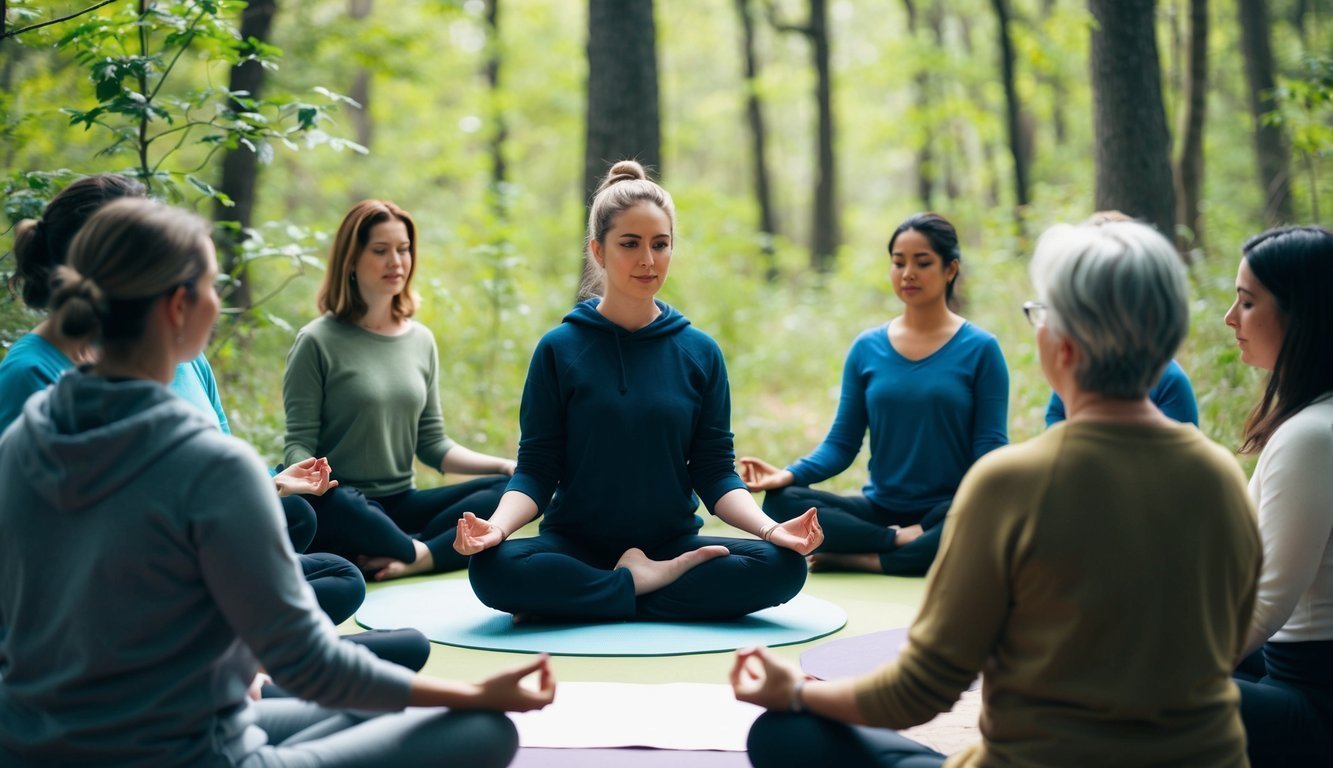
<box><xmin>762</xmin><ymin>486</ymin><xmax>950</xmax><ymax>576</ymax></box>
<box><xmin>304</xmin><ymin>477</ymin><xmax>508</xmax><ymax>572</ymax></box>
<box><xmin>748</xmin><ymin>711</ymin><xmax>945</xmax><ymax>767</ymax></box>
<box><xmin>1236</xmin><ymin>639</ymin><xmax>1333</xmax><ymax>767</ymax></box>
<box><xmin>469</xmin><ymin>531</ymin><xmax>808</xmax><ymax>621</ymax></box>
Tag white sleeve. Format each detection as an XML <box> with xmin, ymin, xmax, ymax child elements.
<box><xmin>1245</xmin><ymin>411</ymin><xmax>1333</xmax><ymax>654</ymax></box>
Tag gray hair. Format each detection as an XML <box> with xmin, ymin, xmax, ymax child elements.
<box><xmin>1030</xmin><ymin>220</ymin><xmax>1189</xmax><ymax>399</ymax></box>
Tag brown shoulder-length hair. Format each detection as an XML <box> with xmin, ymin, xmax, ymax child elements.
<box><xmin>1239</xmin><ymin>225</ymin><xmax>1333</xmax><ymax>454</ymax></box>
<box><xmin>317</xmin><ymin>199</ymin><xmax>419</xmax><ymax>322</ymax></box>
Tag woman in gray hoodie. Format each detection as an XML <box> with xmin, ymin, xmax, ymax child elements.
<box><xmin>0</xmin><ymin>198</ymin><xmax>553</xmax><ymax>767</ymax></box>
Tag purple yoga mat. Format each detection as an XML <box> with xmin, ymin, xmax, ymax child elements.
<box><xmin>799</xmin><ymin>627</ymin><xmax>910</xmax><ymax>680</ymax></box>
<box><xmin>514</xmin><ymin>748</ymin><xmax>749</xmax><ymax>767</ymax></box>
<box><xmin>800</xmin><ymin>628</ymin><xmax>980</xmax><ymax>690</ymax></box>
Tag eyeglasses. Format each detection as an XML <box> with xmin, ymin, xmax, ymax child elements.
<box><xmin>1022</xmin><ymin>300</ymin><xmax>1047</xmax><ymax>327</ymax></box>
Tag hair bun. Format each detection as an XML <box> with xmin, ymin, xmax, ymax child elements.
<box><xmin>49</xmin><ymin>265</ymin><xmax>107</xmax><ymax>340</ymax></box>
<box><xmin>597</xmin><ymin>160</ymin><xmax>649</xmax><ymax>194</ymax></box>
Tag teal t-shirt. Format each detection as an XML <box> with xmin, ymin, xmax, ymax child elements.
<box><xmin>0</xmin><ymin>334</ymin><xmax>73</xmax><ymax>433</ymax></box>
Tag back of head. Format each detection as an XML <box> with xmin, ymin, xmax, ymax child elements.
<box><xmin>581</xmin><ymin>160</ymin><xmax>675</xmax><ymax>299</ymax></box>
<box><xmin>1240</xmin><ymin>225</ymin><xmax>1333</xmax><ymax>451</ymax></box>
<box><xmin>318</xmin><ymin>199</ymin><xmax>419</xmax><ymax>322</ymax></box>
<box><xmin>1031</xmin><ymin>220</ymin><xmax>1188</xmax><ymax>400</ymax></box>
<box><xmin>9</xmin><ymin>174</ymin><xmax>148</xmax><ymax>310</ymax></box>
<box><xmin>48</xmin><ymin>198</ymin><xmax>212</xmax><ymax>349</ymax></box>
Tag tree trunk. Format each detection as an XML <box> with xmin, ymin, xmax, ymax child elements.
<box><xmin>990</xmin><ymin>0</ymin><xmax>1029</xmax><ymax>233</ymax></box>
<box><xmin>902</xmin><ymin>0</ymin><xmax>933</xmax><ymax>210</ymax></box>
<box><xmin>1236</xmin><ymin>0</ymin><xmax>1293</xmax><ymax>225</ymax></box>
<box><xmin>1173</xmin><ymin>0</ymin><xmax>1207</xmax><ymax>256</ymax></box>
<box><xmin>734</xmin><ymin>0</ymin><xmax>778</xmax><ymax>278</ymax></box>
<box><xmin>214</xmin><ymin>0</ymin><xmax>278</xmax><ymax>312</ymax></box>
<box><xmin>347</xmin><ymin>0</ymin><xmax>373</xmax><ymax>152</ymax></box>
<box><xmin>1088</xmin><ymin>0</ymin><xmax>1176</xmax><ymax>240</ymax></box>
<box><xmin>485</xmin><ymin>0</ymin><xmax>508</xmax><ymax>219</ymax></box>
<box><xmin>809</xmin><ymin>0</ymin><xmax>838</xmax><ymax>272</ymax></box>
<box><xmin>583</xmin><ymin>0</ymin><xmax>660</xmax><ymax>205</ymax></box>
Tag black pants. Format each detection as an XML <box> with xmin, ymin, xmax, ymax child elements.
<box><xmin>469</xmin><ymin>531</ymin><xmax>808</xmax><ymax>621</ymax></box>
<box><xmin>748</xmin><ymin>711</ymin><xmax>945</xmax><ymax>768</ymax></box>
<box><xmin>304</xmin><ymin>477</ymin><xmax>508</xmax><ymax>572</ymax></box>
<box><xmin>762</xmin><ymin>486</ymin><xmax>950</xmax><ymax>576</ymax></box>
<box><xmin>1236</xmin><ymin>639</ymin><xmax>1333</xmax><ymax>767</ymax></box>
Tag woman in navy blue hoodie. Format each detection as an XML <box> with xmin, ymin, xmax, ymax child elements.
<box><xmin>457</xmin><ymin>161</ymin><xmax>822</xmax><ymax>621</ymax></box>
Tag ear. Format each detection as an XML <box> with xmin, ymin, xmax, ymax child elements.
<box><xmin>164</xmin><ymin>285</ymin><xmax>190</xmax><ymax>331</ymax></box>
<box><xmin>589</xmin><ymin>239</ymin><xmax>605</xmax><ymax>268</ymax></box>
<box><xmin>946</xmin><ymin>260</ymin><xmax>960</xmax><ymax>283</ymax></box>
<box><xmin>1056</xmin><ymin>334</ymin><xmax>1079</xmax><ymax>370</ymax></box>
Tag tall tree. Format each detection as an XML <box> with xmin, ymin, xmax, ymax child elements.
<box><xmin>735</xmin><ymin>0</ymin><xmax>778</xmax><ymax>277</ymax></box>
<box><xmin>484</xmin><ymin>0</ymin><xmax>508</xmax><ymax>218</ymax></box>
<box><xmin>1087</xmin><ymin>0</ymin><xmax>1176</xmax><ymax>239</ymax></box>
<box><xmin>770</xmin><ymin>0</ymin><xmax>839</xmax><ymax>272</ymax></box>
<box><xmin>990</xmin><ymin>0</ymin><xmax>1030</xmax><ymax>232</ymax></box>
<box><xmin>1237</xmin><ymin>0</ymin><xmax>1294</xmax><ymax>225</ymax></box>
<box><xmin>902</xmin><ymin>0</ymin><xmax>934</xmax><ymax>210</ymax></box>
<box><xmin>214</xmin><ymin>0</ymin><xmax>278</xmax><ymax>312</ymax></box>
<box><xmin>583</xmin><ymin>0</ymin><xmax>660</xmax><ymax>206</ymax></box>
<box><xmin>1173</xmin><ymin>0</ymin><xmax>1207</xmax><ymax>256</ymax></box>
<box><xmin>347</xmin><ymin>0</ymin><xmax>373</xmax><ymax>152</ymax></box>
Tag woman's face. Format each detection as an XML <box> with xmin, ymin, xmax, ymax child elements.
<box><xmin>593</xmin><ymin>202</ymin><xmax>673</xmax><ymax>302</ymax></box>
<box><xmin>181</xmin><ymin>238</ymin><xmax>221</xmax><ymax>360</ymax></box>
<box><xmin>1224</xmin><ymin>257</ymin><xmax>1285</xmax><ymax>371</ymax></box>
<box><xmin>890</xmin><ymin>229</ymin><xmax>956</xmax><ymax>307</ymax></box>
<box><xmin>353</xmin><ymin>218</ymin><xmax>412</xmax><ymax>303</ymax></box>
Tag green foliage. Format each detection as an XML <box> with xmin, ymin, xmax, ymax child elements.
<box><xmin>2</xmin><ymin>0</ymin><xmax>1328</xmax><ymax>482</ymax></box>
<box><xmin>1268</xmin><ymin>54</ymin><xmax>1333</xmax><ymax>219</ymax></box>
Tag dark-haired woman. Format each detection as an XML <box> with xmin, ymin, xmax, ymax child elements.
<box><xmin>1224</xmin><ymin>225</ymin><xmax>1333</xmax><ymax>767</ymax></box>
<box><xmin>0</xmin><ymin>198</ymin><xmax>552</xmax><ymax>767</ymax></box>
<box><xmin>283</xmin><ymin>200</ymin><xmax>516</xmax><ymax>581</ymax></box>
<box><xmin>740</xmin><ymin>213</ymin><xmax>1008</xmax><ymax>576</ymax></box>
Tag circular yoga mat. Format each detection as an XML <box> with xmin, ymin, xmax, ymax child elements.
<box><xmin>801</xmin><ymin>627</ymin><xmax>979</xmax><ymax>690</ymax></box>
<box><xmin>357</xmin><ymin>579</ymin><xmax>847</xmax><ymax>657</ymax></box>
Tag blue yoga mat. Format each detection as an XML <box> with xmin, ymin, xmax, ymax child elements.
<box><xmin>357</xmin><ymin>579</ymin><xmax>847</xmax><ymax>657</ymax></box>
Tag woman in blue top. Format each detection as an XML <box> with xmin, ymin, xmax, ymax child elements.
<box><xmin>740</xmin><ymin>212</ymin><xmax>1009</xmax><ymax>575</ymax></box>
<box><xmin>454</xmin><ymin>160</ymin><xmax>822</xmax><ymax>621</ymax></box>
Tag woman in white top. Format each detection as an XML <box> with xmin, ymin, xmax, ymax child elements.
<box><xmin>1224</xmin><ymin>224</ymin><xmax>1333</xmax><ymax>767</ymax></box>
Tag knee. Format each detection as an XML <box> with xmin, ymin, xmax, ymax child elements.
<box><xmin>747</xmin><ymin>712</ymin><xmax>813</xmax><ymax>768</ymax></box>
<box><xmin>444</xmin><ymin>711</ymin><xmax>519</xmax><ymax>768</ymax></box>
<box><xmin>280</xmin><ymin>494</ymin><xmax>318</xmax><ymax>553</ymax></box>
<box><xmin>302</xmin><ymin>554</ymin><xmax>367</xmax><ymax>624</ymax></box>
<box><xmin>767</xmin><ymin>545</ymin><xmax>809</xmax><ymax>599</ymax></box>
<box><xmin>467</xmin><ymin>547</ymin><xmax>518</xmax><ymax>613</ymax></box>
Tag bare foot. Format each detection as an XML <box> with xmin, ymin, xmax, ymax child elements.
<box><xmin>366</xmin><ymin>540</ymin><xmax>435</xmax><ymax>582</ymax></box>
<box><xmin>807</xmin><ymin>552</ymin><xmax>884</xmax><ymax>573</ymax></box>
<box><xmin>894</xmin><ymin>524</ymin><xmax>925</xmax><ymax>548</ymax></box>
<box><xmin>614</xmin><ymin>545</ymin><xmax>731</xmax><ymax>596</ymax></box>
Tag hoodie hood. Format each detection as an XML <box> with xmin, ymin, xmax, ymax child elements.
<box><xmin>9</xmin><ymin>369</ymin><xmax>218</xmax><ymax>511</ymax></box>
<box><xmin>563</xmin><ymin>299</ymin><xmax>691</xmax><ymax>394</ymax></box>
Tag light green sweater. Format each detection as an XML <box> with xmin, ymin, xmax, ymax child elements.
<box><xmin>853</xmin><ymin>421</ymin><xmax>1261</xmax><ymax>767</ymax></box>
<box><xmin>283</xmin><ymin>314</ymin><xmax>455</xmax><ymax>496</ymax></box>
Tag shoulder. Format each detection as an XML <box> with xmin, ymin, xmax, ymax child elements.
<box><xmin>965</xmin><ymin>429</ymin><xmax>1061</xmax><ymax>489</ymax></box>
<box><xmin>1263</xmin><ymin>398</ymin><xmax>1333</xmax><ymax>463</ymax></box>
<box><xmin>956</xmin><ymin>321</ymin><xmax>1002</xmax><ymax>350</ymax></box>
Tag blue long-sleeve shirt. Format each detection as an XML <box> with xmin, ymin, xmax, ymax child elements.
<box><xmin>507</xmin><ymin>299</ymin><xmax>747</xmax><ymax>549</ymax></box>
<box><xmin>1045</xmin><ymin>358</ymin><xmax>1199</xmax><ymax>427</ymax></box>
<box><xmin>0</xmin><ymin>333</ymin><xmax>72</xmax><ymax>433</ymax></box>
<box><xmin>786</xmin><ymin>322</ymin><xmax>1009</xmax><ymax>513</ymax></box>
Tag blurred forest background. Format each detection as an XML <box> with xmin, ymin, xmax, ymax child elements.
<box><xmin>1</xmin><ymin>0</ymin><xmax>1329</xmax><ymax>486</ymax></box>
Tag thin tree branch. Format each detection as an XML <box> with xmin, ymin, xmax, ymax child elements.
<box><xmin>2</xmin><ymin>0</ymin><xmax>120</xmax><ymax>40</ymax></box>
<box><xmin>764</xmin><ymin>0</ymin><xmax>811</xmax><ymax>36</ymax></box>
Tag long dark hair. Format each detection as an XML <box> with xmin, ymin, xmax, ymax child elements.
<box><xmin>1240</xmin><ymin>225</ymin><xmax>1333</xmax><ymax>454</ymax></box>
<box><xmin>888</xmin><ymin>212</ymin><xmax>962</xmax><ymax>310</ymax></box>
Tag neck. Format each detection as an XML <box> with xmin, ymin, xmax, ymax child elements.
<box><xmin>34</xmin><ymin>318</ymin><xmax>96</xmax><ymax>365</ymax></box>
<box><xmin>93</xmin><ymin>346</ymin><xmax>175</xmax><ymax>385</ymax></box>
<box><xmin>357</xmin><ymin>299</ymin><xmax>397</xmax><ymax>331</ymax></box>
<box><xmin>597</xmin><ymin>293</ymin><xmax>660</xmax><ymax>331</ymax></box>
<box><xmin>1064</xmin><ymin>391</ymin><xmax>1170</xmax><ymax>426</ymax></box>
<box><xmin>900</xmin><ymin>299</ymin><xmax>954</xmax><ymax>330</ymax></box>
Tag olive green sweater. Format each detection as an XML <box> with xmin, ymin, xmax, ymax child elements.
<box><xmin>853</xmin><ymin>421</ymin><xmax>1261</xmax><ymax>767</ymax></box>
<box><xmin>283</xmin><ymin>315</ymin><xmax>455</xmax><ymax>496</ymax></box>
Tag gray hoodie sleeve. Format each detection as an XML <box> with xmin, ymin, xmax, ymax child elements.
<box><xmin>188</xmin><ymin>436</ymin><xmax>413</xmax><ymax>710</ymax></box>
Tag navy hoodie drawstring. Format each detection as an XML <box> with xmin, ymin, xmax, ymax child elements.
<box><xmin>613</xmin><ymin>332</ymin><xmax>628</xmax><ymax>394</ymax></box>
